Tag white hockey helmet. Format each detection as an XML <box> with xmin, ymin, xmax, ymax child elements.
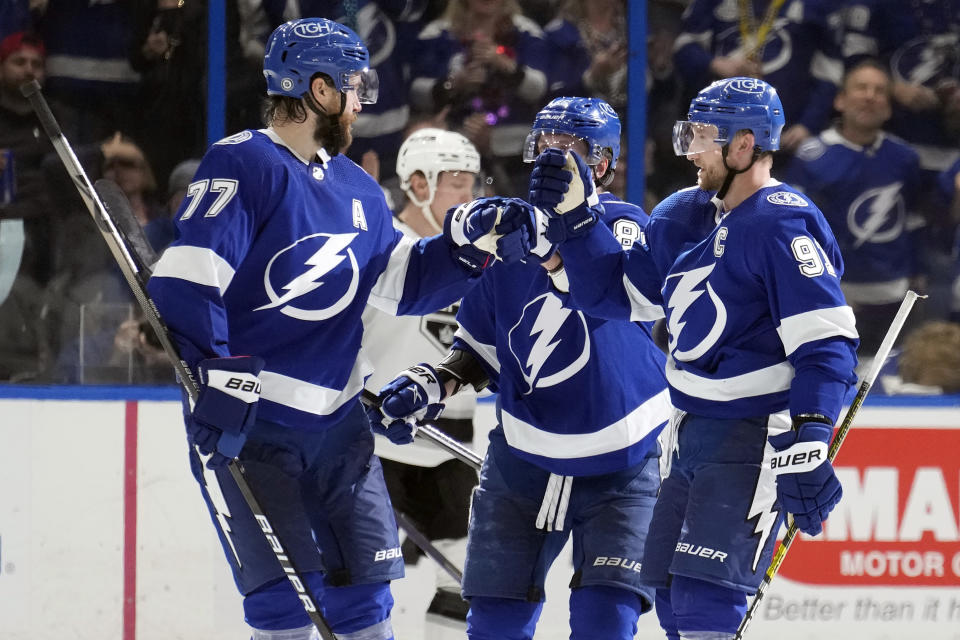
<box><xmin>397</xmin><ymin>128</ymin><xmax>481</xmax><ymax>231</ymax></box>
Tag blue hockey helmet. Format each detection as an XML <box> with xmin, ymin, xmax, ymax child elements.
<box><xmin>263</xmin><ymin>18</ymin><xmax>379</xmax><ymax>104</ymax></box>
<box><xmin>523</xmin><ymin>97</ymin><xmax>621</xmax><ymax>170</ymax></box>
<box><xmin>673</xmin><ymin>77</ymin><xmax>785</xmax><ymax>156</ymax></box>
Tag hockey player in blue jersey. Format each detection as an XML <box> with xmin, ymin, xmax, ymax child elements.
<box><xmin>530</xmin><ymin>79</ymin><xmax>859</xmax><ymax>639</ymax></box>
<box><xmin>785</xmin><ymin>59</ymin><xmax>924</xmax><ymax>358</ymax></box>
<box><xmin>146</xmin><ymin>18</ymin><xmax>535</xmax><ymax>640</ymax></box>
<box><xmin>366</xmin><ymin>97</ymin><xmax>672</xmax><ymax>640</ymax></box>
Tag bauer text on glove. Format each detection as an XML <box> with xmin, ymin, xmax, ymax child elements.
<box><xmin>188</xmin><ymin>355</ymin><xmax>265</xmax><ymax>469</ymax></box>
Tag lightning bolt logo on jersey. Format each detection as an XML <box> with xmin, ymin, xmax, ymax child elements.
<box><xmin>787</xmin><ymin>128</ymin><xmax>922</xmax><ymax>287</ymax></box>
<box><xmin>454</xmin><ymin>195</ymin><xmax>672</xmax><ymax>476</ymax></box>
<box><xmin>255</xmin><ymin>232</ymin><xmax>360</xmax><ymax>321</ymax></box>
<box><xmin>148</xmin><ymin>129</ymin><xmax>475</xmax><ymax>430</ymax></box>
<box><xmin>665</xmin><ymin>263</ymin><xmax>727</xmax><ymax>362</ymax></box>
<box><xmin>508</xmin><ymin>292</ymin><xmax>591</xmax><ymax>394</ymax></box>
<box><xmin>602</xmin><ymin>181</ymin><xmax>858</xmax><ymax>420</ymax></box>
<box><xmin>848</xmin><ymin>182</ymin><xmax>904</xmax><ymax>249</ymax></box>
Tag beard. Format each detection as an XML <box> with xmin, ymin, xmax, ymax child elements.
<box><xmin>696</xmin><ymin>161</ymin><xmax>727</xmax><ymax>192</ymax></box>
<box><xmin>312</xmin><ymin>110</ymin><xmax>355</xmax><ymax>156</ymax></box>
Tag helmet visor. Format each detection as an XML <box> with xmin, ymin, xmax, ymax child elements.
<box><xmin>522</xmin><ymin>130</ymin><xmax>603</xmax><ymax>165</ymax></box>
<box><xmin>672</xmin><ymin>121</ymin><xmax>724</xmax><ymax>156</ymax></box>
<box><xmin>341</xmin><ymin>68</ymin><xmax>379</xmax><ymax>104</ymax></box>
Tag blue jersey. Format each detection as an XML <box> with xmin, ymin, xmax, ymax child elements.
<box><xmin>410</xmin><ymin>14</ymin><xmax>550</xmax><ymax>131</ymax></box>
<box><xmin>674</xmin><ymin>0</ymin><xmax>842</xmax><ymax>133</ymax></box>
<box><xmin>147</xmin><ymin>129</ymin><xmax>477</xmax><ymax>429</ymax></box>
<box><xmin>785</xmin><ymin>128</ymin><xmax>923</xmax><ymax>293</ymax></box>
<box><xmin>561</xmin><ymin>183</ymin><xmax>859</xmax><ymax>424</ymax></box>
<box><xmin>453</xmin><ymin>195</ymin><xmax>671</xmax><ymax>477</ymax></box>
<box><xmin>843</xmin><ymin>0</ymin><xmax>960</xmax><ymax>172</ymax></box>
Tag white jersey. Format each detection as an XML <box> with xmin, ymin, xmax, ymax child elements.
<box><xmin>362</xmin><ymin>218</ymin><xmax>479</xmax><ymax>466</ymax></box>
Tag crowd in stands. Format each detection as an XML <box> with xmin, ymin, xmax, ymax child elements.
<box><xmin>0</xmin><ymin>0</ymin><xmax>958</xmax><ymax>393</ymax></box>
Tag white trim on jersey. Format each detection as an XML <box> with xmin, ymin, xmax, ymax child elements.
<box><xmin>454</xmin><ymin>325</ymin><xmax>501</xmax><ymax>374</ymax></box>
<box><xmin>810</xmin><ymin>50</ymin><xmax>843</xmax><ymax>85</ymax></box>
<box><xmin>624</xmin><ymin>275</ymin><xmax>665</xmax><ymax>321</ymax></box>
<box><xmin>45</xmin><ymin>55</ymin><xmax>140</xmax><ymax>83</ymax></box>
<box><xmin>259</xmin><ymin>356</ymin><xmax>372</xmax><ymax>416</ymax></box>
<box><xmin>672</xmin><ymin>30</ymin><xmax>712</xmax><ymax>52</ymax></box>
<box><xmin>152</xmin><ymin>245</ymin><xmax>236</xmax><ymax>294</ymax></box>
<box><xmin>368</xmin><ymin>235</ymin><xmax>416</xmax><ymax>315</ymax></box>
<box><xmin>841</xmin><ymin>278</ymin><xmax>910</xmax><ymax>306</ymax></box>
<box><xmin>777</xmin><ymin>305</ymin><xmax>859</xmax><ymax>356</ymax></box>
<box><xmin>666</xmin><ymin>357</ymin><xmax>794</xmax><ymax>401</ymax></box>
<box><xmin>501</xmin><ymin>388</ymin><xmax>672</xmax><ymax>460</ymax></box>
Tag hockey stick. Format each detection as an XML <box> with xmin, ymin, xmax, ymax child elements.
<box><xmin>394</xmin><ymin>509</ymin><xmax>464</xmax><ymax>585</ymax></box>
<box><xmin>360</xmin><ymin>389</ymin><xmax>483</xmax><ymax>472</ymax></box>
<box><xmin>735</xmin><ymin>290</ymin><xmax>923</xmax><ymax>639</ymax></box>
<box><xmin>21</xmin><ymin>80</ymin><xmax>338</xmax><ymax>640</ymax></box>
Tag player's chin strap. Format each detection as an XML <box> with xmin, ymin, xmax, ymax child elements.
<box><xmin>535</xmin><ymin>473</ymin><xmax>573</xmax><ymax>531</ymax></box>
<box><xmin>304</xmin><ymin>88</ymin><xmax>347</xmax><ymax>158</ymax></box>
<box><xmin>716</xmin><ymin>145</ymin><xmax>762</xmax><ymax>200</ymax></box>
<box><xmin>407</xmin><ymin>192</ymin><xmax>442</xmax><ymax>233</ymax></box>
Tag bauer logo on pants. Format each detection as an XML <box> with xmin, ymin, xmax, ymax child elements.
<box><xmin>374</xmin><ymin>547</ymin><xmax>402</xmax><ymax>562</ymax></box>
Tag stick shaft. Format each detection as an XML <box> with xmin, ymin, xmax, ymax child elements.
<box><xmin>394</xmin><ymin>510</ymin><xmax>463</xmax><ymax>584</ymax></box>
<box><xmin>360</xmin><ymin>389</ymin><xmax>483</xmax><ymax>471</ymax></box>
<box><xmin>21</xmin><ymin>80</ymin><xmax>338</xmax><ymax>639</ymax></box>
<box><xmin>735</xmin><ymin>291</ymin><xmax>921</xmax><ymax>639</ymax></box>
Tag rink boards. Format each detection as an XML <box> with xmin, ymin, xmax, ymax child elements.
<box><xmin>0</xmin><ymin>388</ymin><xmax>957</xmax><ymax>640</ymax></box>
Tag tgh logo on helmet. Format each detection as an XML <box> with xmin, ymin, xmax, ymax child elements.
<box><xmin>293</xmin><ymin>21</ymin><xmax>334</xmax><ymax>38</ymax></box>
<box><xmin>728</xmin><ymin>78</ymin><xmax>764</xmax><ymax>94</ymax></box>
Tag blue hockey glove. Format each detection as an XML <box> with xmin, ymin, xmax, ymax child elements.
<box><xmin>444</xmin><ymin>197</ymin><xmax>545</xmax><ymax>267</ymax></box>
<box><xmin>768</xmin><ymin>421</ymin><xmax>843</xmax><ymax>536</ymax></box>
<box><xmin>365</xmin><ymin>364</ymin><xmax>446</xmax><ymax>445</ymax></box>
<box><xmin>187</xmin><ymin>356</ymin><xmax>265</xmax><ymax>469</ymax></box>
<box><xmin>528</xmin><ymin>149</ymin><xmax>602</xmax><ymax>243</ymax></box>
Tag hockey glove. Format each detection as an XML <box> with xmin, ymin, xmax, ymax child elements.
<box><xmin>768</xmin><ymin>421</ymin><xmax>843</xmax><ymax>536</ymax></box>
<box><xmin>444</xmin><ymin>197</ymin><xmax>544</xmax><ymax>268</ymax></box>
<box><xmin>187</xmin><ymin>356</ymin><xmax>265</xmax><ymax>469</ymax></box>
<box><xmin>528</xmin><ymin>149</ymin><xmax>602</xmax><ymax>243</ymax></box>
<box><xmin>366</xmin><ymin>364</ymin><xmax>446</xmax><ymax>445</ymax></box>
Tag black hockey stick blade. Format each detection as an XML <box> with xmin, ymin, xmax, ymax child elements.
<box><xmin>95</xmin><ymin>179</ymin><xmax>159</xmax><ymax>277</ymax></box>
<box><xmin>360</xmin><ymin>389</ymin><xmax>482</xmax><ymax>471</ymax></box>
<box><xmin>21</xmin><ymin>79</ymin><xmax>338</xmax><ymax>640</ymax></box>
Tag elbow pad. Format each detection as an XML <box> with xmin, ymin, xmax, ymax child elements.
<box><xmin>436</xmin><ymin>348</ymin><xmax>490</xmax><ymax>393</ymax></box>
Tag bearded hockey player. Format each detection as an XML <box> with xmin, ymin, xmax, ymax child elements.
<box><xmin>533</xmin><ymin>78</ymin><xmax>859</xmax><ymax>640</ymax></box>
<box><xmin>146</xmin><ymin>17</ymin><xmax>534</xmax><ymax>640</ymax></box>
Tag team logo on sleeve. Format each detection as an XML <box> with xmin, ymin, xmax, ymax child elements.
<box><xmin>767</xmin><ymin>192</ymin><xmax>809</xmax><ymax>207</ymax></box>
<box><xmin>215</xmin><ymin>131</ymin><xmax>253</xmax><ymax>145</ymax></box>
<box><xmin>664</xmin><ymin>264</ymin><xmax>728</xmax><ymax>362</ymax></box>
<box><xmin>508</xmin><ymin>293</ymin><xmax>591</xmax><ymax>394</ymax></box>
<box><xmin>255</xmin><ymin>233</ymin><xmax>359</xmax><ymax>321</ymax></box>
